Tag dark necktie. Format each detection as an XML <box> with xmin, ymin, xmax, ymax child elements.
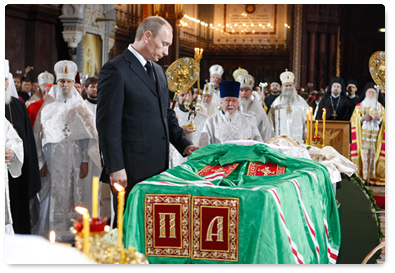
<box><xmin>145</xmin><ymin>61</ymin><xmax>155</xmax><ymax>83</ymax></box>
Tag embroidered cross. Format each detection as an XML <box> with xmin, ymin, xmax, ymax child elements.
<box><xmin>63</xmin><ymin>124</ymin><xmax>71</xmax><ymax>138</ymax></box>
<box><xmin>261</xmin><ymin>167</ymin><xmax>274</xmax><ymax>176</ymax></box>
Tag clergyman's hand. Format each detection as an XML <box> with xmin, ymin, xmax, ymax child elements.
<box><xmin>79</xmin><ymin>162</ymin><xmax>89</xmax><ymax>178</ymax></box>
<box><xmin>40</xmin><ymin>164</ymin><xmax>47</xmax><ymax>177</ymax></box>
<box><xmin>5</xmin><ymin>148</ymin><xmax>14</xmax><ymax>162</ymax></box>
<box><xmin>362</xmin><ymin>113</ymin><xmax>372</xmax><ymax>121</ymax></box>
<box><xmin>184</xmin><ymin>145</ymin><xmax>199</xmax><ymax>156</ymax></box>
<box><xmin>110</xmin><ymin>169</ymin><xmax>128</xmax><ymax>189</ymax></box>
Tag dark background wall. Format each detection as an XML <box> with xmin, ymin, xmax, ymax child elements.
<box><xmin>5</xmin><ymin>4</ymin><xmax>68</xmax><ymax>80</ymax></box>
<box><xmin>5</xmin><ymin>4</ymin><xmax>385</xmax><ymax>92</ymax></box>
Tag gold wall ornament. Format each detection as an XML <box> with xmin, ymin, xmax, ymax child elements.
<box><xmin>369</xmin><ymin>51</ymin><xmax>385</xmax><ymax>90</ymax></box>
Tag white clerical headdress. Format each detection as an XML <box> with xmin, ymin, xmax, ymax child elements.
<box><xmin>202</xmin><ymin>82</ymin><xmax>215</xmax><ymax>95</ymax></box>
<box><xmin>236</xmin><ymin>74</ymin><xmax>254</xmax><ymax>90</ymax></box>
<box><xmin>54</xmin><ymin>60</ymin><xmax>78</xmax><ymax>82</ymax></box>
<box><xmin>38</xmin><ymin>71</ymin><xmax>55</xmax><ymax>87</ymax></box>
<box><xmin>209</xmin><ymin>64</ymin><xmax>224</xmax><ymax>77</ymax></box>
<box><xmin>232</xmin><ymin>67</ymin><xmax>248</xmax><ymax>80</ymax></box>
<box><xmin>280</xmin><ymin>69</ymin><xmax>295</xmax><ymax>85</ymax></box>
<box><xmin>5</xmin><ymin>59</ymin><xmax>19</xmax><ymax>99</ymax></box>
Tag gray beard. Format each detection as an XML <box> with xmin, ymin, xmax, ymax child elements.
<box><xmin>364</xmin><ymin>97</ymin><xmax>378</xmax><ymax>109</ymax></box>
<box><xmin>239</xmin><ymin>97</ymin><xmax>251</xmax><ymax>110</ymax></box>
<box><xmin>224</xmin><ymin>110</ymin><xmax>238</xmax><ymax>121</ymax></box>
<box><xmin>5</xmin><ymin>88</ymin><xmax>12</xmax><ymax>104</ymax></box>
<box><xmin>203</xmin><ymin>101</ymin><xmax>211</xmax><ymax>108</ymax></box>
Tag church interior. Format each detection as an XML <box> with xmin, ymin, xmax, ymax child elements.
<box><xmin>4</xmin><ymin>4</ymin><xmax>386</xmax><ymax>265</ymax></box>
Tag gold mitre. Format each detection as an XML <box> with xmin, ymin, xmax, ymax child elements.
<box><xmin>38</xmin><ymin>71</ymin><xmax>54</xmax><ymax>87</ymax></box>
<box><xmin>54</xmin><ymin>60</ymin><xmax>78</xmax><ymax>82</ymax></box>
<box><xmin>202</xmin><ymin>82</ymin><xmax>215</xmax><ymax>95</ymax></box>
<box><xmin>232</xmin><ymin>67</ymin><xmax>248</xmax><ymax>80</ymax></box>
<box><xmin>236</xmin><ymin>74</ymin><xmax>254</xmax><ymax>90</ymax></box>
<box><xmin>280</xmin><ymin>69</ymin><xmax>295</xmax><ymax>85</ymax></box>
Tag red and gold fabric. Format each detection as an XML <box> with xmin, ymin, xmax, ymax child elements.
<box><xmin>350</xmin><ymin>103</ymin><xmax>385</xmax><ymax>185</ymax></box>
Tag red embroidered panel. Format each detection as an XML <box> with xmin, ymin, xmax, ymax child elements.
<box><xmin>145</xmin><ymin>194</ymin><xmax>190</xmax><ymax>258</ymax></box>
<box><xmin>196</xmin><ymin>163</ymin><xmax>239</xmax><ymax>178</ymax></box>
<box><xmin>191</xmin><ymin>196</ymin><xmax>239</xmax><ymax>262</ymax></box>
<box><xmin>247</xmin><ymin>161</ymin><xmax>286</xmax><ymax>176</ymax></box>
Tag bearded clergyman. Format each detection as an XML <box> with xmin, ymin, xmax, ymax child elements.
<box><xmin>199</xmin><ymin>80</ymin><xmax>262</xmax><ymax>146</ymax></box>
<box><xmin>201</xmin><ymin>82</ymin><xmax>220</xmax><ymax>116</ymax></box>
<box><xmin>208</xmin><ymin>64</ymin><xmax>224</xmax><ymax>111</ymax></box>
<box><xmin>268</xmin><ymin>69</ymin><xmax>310</xmax><ymax>144</ymax></box>
<box><xmin>236</xmin><ymin>74</ymin><xmax>274</xmax><ymax>142</ymax></box>
<box><xmin>350</xmin><ymin>82</ymin><xmax>385</xmax><ymax>186</ymax></box>
<box><xmin>33</xmin><ymin>60</ymin><xmax>101</xmax><ymax>243</ymax></box>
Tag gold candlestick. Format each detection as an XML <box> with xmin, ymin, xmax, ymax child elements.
<box><xmin>322</xmin><ymin>108</ymin><xmax>326</xmax><ymax>146</ymax></box>
<box><xmin>306</xmin><ymin>113</ymin><xmax>310</xmax><ymax>145</ymax></box>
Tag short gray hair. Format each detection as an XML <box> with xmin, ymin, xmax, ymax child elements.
<box><xmin>135</xmin><ymin>16</ymin><xmax>173</xmax><ymax>41</ymax></box>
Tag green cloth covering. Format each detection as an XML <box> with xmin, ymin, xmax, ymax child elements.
<box><xmin>123</xmin><ymin>143</ymin><xmax>341</xmax><ymax>264</ymax></box>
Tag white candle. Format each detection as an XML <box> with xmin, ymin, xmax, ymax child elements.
<box><xmin>114</xmin><ymin>183</ymin><xmax>125</xmax><ymax>249</ymax></box>
<box><xmin>75</xmin><ymin>206</ymin><xmax>90</xmax><ymax>256</ymax></box>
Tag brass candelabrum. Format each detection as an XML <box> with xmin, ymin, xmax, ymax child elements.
<box><xmin>183</xmin><ymin>48</ymin><xmax>204</xmax><ymax>132</ymax></box>
<box><xmin>70</xmin><ymin>217</ymin><xmax>149</xmax><ymax>264</ymax></box>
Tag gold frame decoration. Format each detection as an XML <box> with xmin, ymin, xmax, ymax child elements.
<box><xmin>191</xmin><ymin>196</ymin><xmax>239</xmax><ymax>262</ymax></box>
<box><xmin>144</xmin><ymin>194</ymin><xmax>191</xmax><ymax>258</ymax></box>
<box><xmin>83</xmin><ymin>33</ymin><xmax>102</xmax><ymax>77</ymax></box>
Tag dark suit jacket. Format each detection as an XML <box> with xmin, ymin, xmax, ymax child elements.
<box><xmin>96</xmin><ymin>49</ymin><xmax>192</xmax><ymax>195</ymax></box>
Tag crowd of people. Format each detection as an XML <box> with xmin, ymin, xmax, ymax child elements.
<box><xmin>4</xmin><ymin>16</ymin><xmax>385</xmax><ymax>243</ymax></box>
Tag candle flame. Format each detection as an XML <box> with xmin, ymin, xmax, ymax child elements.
<box><xmin>75</xmin><ymin>206</ymin><xmax>88</xmax><ymax>215</ymax></box>
<box><xmin>49</xmin><ymin>231</ymin><xmax>56</xmax><ymax>243</ymax></box>
<box><xmin>323</xmin><ymin>108</ymin><xmax>326</xmax><ymax>113</ymax></box>
<box><xmin>114</xmin><ymin>183</ymin><xmax>125</xmax><ymax>192</ymax></box>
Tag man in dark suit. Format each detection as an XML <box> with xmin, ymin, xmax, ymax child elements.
<box><xmin>97</xmin><ymin>16</ymin><xmax>199</xmax><ymax>224</ymax></box>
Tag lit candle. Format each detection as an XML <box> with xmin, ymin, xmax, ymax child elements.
<box><xmin>306</xmin><ymin>113</ymin><xmax>310</xmax><ymax>145</ymax></box>
<box><xmin>284</xmin><ymin>24</ymin><xmax>288</xmax><ymax>40</ymax></box>
<box><xmin>92</xmin><ymin>176</ymin><xmax>99</xmax><ymax>218</ymax></box>
<box><xmin>76</xmin><ymin>206</ymin><xmax>90</xmax><ymax>256</ymax></box>
<box><xmin>322</xmin><ymin>108</ymin><xmax>326</xmax><ymax>146</ymax></box>
<box><xmin>315</xmin><ymin>120</ymin><xmax>318</xmax><ymax>138</ymax></box>
<box><xmin>49</xmin><ymin>231</ymin><xmax>56</xmax><ymax>243</ymax></box>
<box><xmin>309</xmin><ymin>107</ymin><xmax>313</xmax><ymax>145</ymax></box>
<box><xmin>267</xmin><ymin>23</ymin><xmax>271</xmax><ymax>41</ymax></box>
<box><xmin>114</xmin><ymin>183</ymin><xmax>125</xmax><ymax>249</ymax></box>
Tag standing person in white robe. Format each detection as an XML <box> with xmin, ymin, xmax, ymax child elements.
<box><xmin>199</xmin><ymin>81</ymin><xmax>262</xmax><ymax>146</ymax></box>
<box><xmin>33</xmin><ymin>60</ymin><xmax>101</xmax><ymax>243</ymax></box>
<box><xmin>5</xmin><ymin>119</ymin><xmax>24</xmax><ymax>234</ymax></box>
<box><xmin>25</xmin><ymin>71</ymin><xmax>54</xmax><ymax>107</ymax></box>
<box><xmin>201</xmin><ymin>83</ymin><xmax>219</xmax><ymax>116</ymax></box>
<box><xmin>268</xmin><ymin>70</ymin><xmax>310</xmax><ymax>144</ymax></box>
<box><xmin>208</xmin><ymin>64</ymin><xmax>224</xmax><ymax>111</ymax></box>
<box><xmin>169</xmin><ymin>89</ymin><xmax>209</xmax><ymax>168</ymax></box>
<box><xmin>236</xmin><ymin>74</ymin><xmax>274</xmax><ymax>142</ymax></box>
